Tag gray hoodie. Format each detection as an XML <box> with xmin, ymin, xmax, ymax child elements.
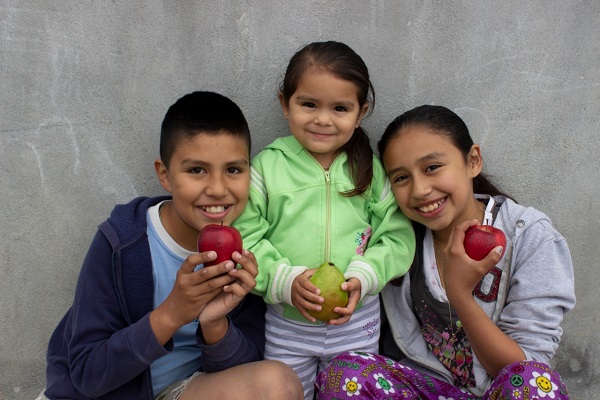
<box><xmin>380</xmin><ymin>195</ymin><xmax>576</xmax><ymax>396</ymax></box>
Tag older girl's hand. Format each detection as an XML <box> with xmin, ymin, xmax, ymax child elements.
<box><xmin>444</xmin><ymin>219</ymin><xmax>504</xmax><ymax>303</ymax></box>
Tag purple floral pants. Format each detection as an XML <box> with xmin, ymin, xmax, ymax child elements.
<box><xmin>314</xmin><ymin>351</ymin><xmax>570</xmax><ymax>399</ymax></box>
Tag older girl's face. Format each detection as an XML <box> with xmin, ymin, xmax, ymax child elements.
<box><xmin>382</xmin><ymin>125</ymin><xmax>483</xmax><ymax>239</ymax></box>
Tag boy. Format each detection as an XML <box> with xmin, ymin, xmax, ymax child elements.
<box><xmin>40</xmin><ymin>91</ymin><xmax>302</xmax><ymax>399</ymax></box>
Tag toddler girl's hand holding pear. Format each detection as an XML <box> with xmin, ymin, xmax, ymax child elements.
<box><xmin>292</xmin><ymin>261</ymin><xmax>355</xmax><ymax>324</ymax></box>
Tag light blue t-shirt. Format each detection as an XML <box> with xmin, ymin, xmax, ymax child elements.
<box><xmin>147</xmin><ymin>201</ymin><xmax>203</xmax><ymax>395</ymax></box>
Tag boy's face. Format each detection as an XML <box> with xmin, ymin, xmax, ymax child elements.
<box><xmin>155</xmin><ymin>131</ymin><xmax>250</xmax><ymax>250</ymax></box>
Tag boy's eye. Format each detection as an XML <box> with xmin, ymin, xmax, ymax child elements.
<box><xmin>426</xmin><ymin>164</ymin><xmax>441</xmax><ymax>173</ymax></box>
<box><xmin>189</xmin><ymin>167</ymin><xmax>206</xmax><ymax>174</ymax></box>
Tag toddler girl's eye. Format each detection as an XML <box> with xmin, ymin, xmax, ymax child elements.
<box><xmin>333</xmin><ymin>105</ymin><xmax>348</xmax><ymax>112</ymax></box>
<box><xmin>302</xmin><ymin>102</ymin><xmax>317</xmax><ymax>109</ymax></box>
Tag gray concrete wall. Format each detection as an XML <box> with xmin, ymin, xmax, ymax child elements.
<box><xmin>1</xmin><ymin>1</ymin><xmax>598</xmax><ymax>398</ymax></box>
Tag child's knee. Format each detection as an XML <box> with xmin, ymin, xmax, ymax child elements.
<box><xmin>492</xmin><ymin>360</ymin><xmax>570</xmax><ymax>399</ymax></box>
<box><xmin>255</xmin><ymin>360</ymin><xmax>303</xmax><ymax>399</ymax></box>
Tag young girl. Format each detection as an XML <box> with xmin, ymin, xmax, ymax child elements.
<box><xmin>315</xmin><ymin>105</ymin><xmax>576</xmax><ymax>399</ymax></box>
<box><xmin>233</xmin><ymin>41</ymin><xmax>415</xmax><ymax>399</ymax></box>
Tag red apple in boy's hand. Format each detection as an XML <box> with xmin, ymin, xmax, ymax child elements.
<box><xmin>197</xmin><ymin>223</ymin><xmax>243</xmax><ymax>267</ymax></box>
<box><xmin>463</xmin><ymin>225</ymin><xmax>507</xmax><ymax>261</ymax></box>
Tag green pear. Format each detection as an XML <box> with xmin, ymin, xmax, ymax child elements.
<box><xmin>308</xmin><ymin>261</ymin><xmax>349</xmax><ymax>322</ymax></box>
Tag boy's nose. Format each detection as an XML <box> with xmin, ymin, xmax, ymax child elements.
<box><xmin>206</xmin><ymin>175</ymin><xmax>228</xmax><ymax>197</ymax></box>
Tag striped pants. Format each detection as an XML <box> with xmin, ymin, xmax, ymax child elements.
<box><xmin>265</xmin><ymin>295</ymin><xmax>381</xmax><ymax>400</ymax></box>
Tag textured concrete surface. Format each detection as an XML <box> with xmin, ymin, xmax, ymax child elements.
<box><xmin>1</xmin><ymin>1</ymin><xmax>598</xmax><ymax>398</ymax></box>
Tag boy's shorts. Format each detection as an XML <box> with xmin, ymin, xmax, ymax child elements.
<box><xmin>155</xmin><ymin>371</ymin><xmax>204</xmax><ymax>400</ymax></box>
<box><xmin>34</xmin><ymin>371</ymin><xmax>205</xmax><ymax>400</ymax></box>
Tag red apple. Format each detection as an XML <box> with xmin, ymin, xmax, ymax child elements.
<box><xmin>463</xmin><ymin>225</ymin><xmax>507</xmax><ymax>261</ymax></box>
<box><xmin>197</xmin><ymin>223</ymin><xmax>243</xmax><ymax>267</ymax></box>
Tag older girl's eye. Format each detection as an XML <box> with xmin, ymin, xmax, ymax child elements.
<box><xmin>426</xmin><ymin>164</ymin><xmax>441</xmax><ymax>173</ymax></box>
<box><xmin>393</xmin><ymin>174</ymin><xmax>409</xmax><ymax>184</ymax></box>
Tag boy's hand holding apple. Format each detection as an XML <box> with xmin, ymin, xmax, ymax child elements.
<box><xmin>195</xmin><ymin>223</ymin><xmax>259</xmax><ymax>343</ymax></box>
<box><xmin>197</xmin><ymin>222</ymin><xmax>243</xmax><ymax>266</ymax></box>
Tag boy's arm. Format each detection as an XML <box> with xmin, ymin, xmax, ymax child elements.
<box><xmin>198</xmin><ymin>293</ymin><xmax>266</xmax><ymax>372</ymax></box>
<box><xmin>62</xmin><ymin>230</ymin><xmax>169</xmax><ymax>398</ymax></box>
<box><xmin>345</xmin><ymin>174</ymin><xmax>416</xmax><ymax>300</ymax></box>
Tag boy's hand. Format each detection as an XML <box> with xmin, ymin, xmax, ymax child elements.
<box><xmin>198</xmin><ymin>249</ymin><xmax>258</xmax><ymax>327</ymax></box>
<box><xmin>327</xmin><ymin>278</ymin><xmax>361</xmax><ymax>325</ymax></box>
<box><xmin>150</xmin><ymin>251</ymin><xmax>235</xmax><ymax>345</ymax></box>
<box><xmin>291</xmin><ymin>269</ymin><xmax>323</xmax><ymax>323</ymax></box>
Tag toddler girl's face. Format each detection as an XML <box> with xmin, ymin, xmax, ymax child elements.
<box><xmin>281</xmin><ymin>68</ymin><xmax>367</xmax><ymax>169</ymax></box>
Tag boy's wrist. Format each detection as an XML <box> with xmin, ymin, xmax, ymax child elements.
<box><xmin>199</xmin><ymin>316</ymin><xmax>230</xmax><ymax>345</ymax></box>
<box><xmin>149</xmin><ymin>306</ymin><xmax>183</xmax><ymax>346</ymax></box>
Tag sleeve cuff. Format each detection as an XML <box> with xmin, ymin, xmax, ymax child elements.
<box><xmin>197</xmin><ymin>317</ymin><xmax>241</xmax><ymax>363</ymax></box>
<box><xmin>271</xmin><ymin>263</ymin><xmax>307</xmax><ymax>306</ymax></box>
<box><xmin>345</xmin><ymin>261</ymin><xmax>379</xmax><ymax>300</ymax></box>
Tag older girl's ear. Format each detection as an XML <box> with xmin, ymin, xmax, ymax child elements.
<box><xmin>468</xmin><ymin>144</ymin><xmax>483</xmax><ymax>178</ymax></box>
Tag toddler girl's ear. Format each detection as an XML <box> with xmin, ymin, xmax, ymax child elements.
<box><xmin>467</xmin><ymin>144</ymin><xmax>483</xmax><ymax>178</ymax></box>
<box><xmin>278</xmin><ymin>91</ymin><xmax>289</xmax><ymax>119</ymax></box>
<box><xmin>355</xmin><ymin>104</ymin><xmax>370</xmax><ymax>128</ymax></box>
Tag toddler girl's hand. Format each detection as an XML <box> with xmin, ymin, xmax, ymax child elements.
<box><xmin>291</xmin><ymin>269</ymin><xmax>324</xmax><ymax>323</ymax></box>
<box><xmin>328</xmin><ymin>278</ymin><xmax>361</xmax><ymax>325</ymax></box>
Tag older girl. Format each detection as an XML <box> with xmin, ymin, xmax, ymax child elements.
<box><xmin>316</xmin><ymin>105</ymin><xmax>575</xmax><ymax>399</ymax></box>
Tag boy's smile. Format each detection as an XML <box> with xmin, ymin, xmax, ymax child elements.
<box><xmin>155</xmin><ymin>132</ymin><xmax>250</xmax><ymax>251</ymax></box>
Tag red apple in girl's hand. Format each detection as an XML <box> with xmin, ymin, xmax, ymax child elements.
<box><xmin>463</xmin><ymin>225</ymin><xmax>506</xmax><ymax>261</ymax></box>
<box><xmin>197</xmin><ymin>223</ymin><xmax>243</xmax><ymax>267</ymax></box>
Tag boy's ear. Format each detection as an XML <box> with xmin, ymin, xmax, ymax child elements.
<box><xmin>467</xmin><ymin>144</ymin><xmax>483</xmax><ymax>178</ymax></box>
<box><xmin>278</xmin><ymin>91</ymin><xmax>289</xmax><ymax>118</ymax></box>
<box><xmin>154</xmin><ymin>159</ymin><xmax>172</xmax><ymax>193</ymax></box>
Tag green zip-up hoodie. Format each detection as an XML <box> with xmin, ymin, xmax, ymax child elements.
<box><xmin>234</xmin><ymin>136</ymin><xmax>415</xmax><ymax>322</ymax></box>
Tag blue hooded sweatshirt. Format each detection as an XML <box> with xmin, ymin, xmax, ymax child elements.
<box><xmin>44</xmin><ymin>196</ymin><xmax>266</xmax><ymax>399</ymax></box>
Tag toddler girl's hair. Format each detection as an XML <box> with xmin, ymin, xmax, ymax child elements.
<box><xmin>280</xmin><ymin>41</ymin><xmax>375</xmax><ymax>197</ymax></box>
<box><xmin>378</xmin><ymin>105</ymin><xmax>512</xmax><ymax>200</ymax></box>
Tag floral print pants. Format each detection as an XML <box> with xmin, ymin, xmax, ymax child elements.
<box><xmin>314</xmin><ymin>351</ymin><xmax>570</xmax><ymax>400</ymax></box>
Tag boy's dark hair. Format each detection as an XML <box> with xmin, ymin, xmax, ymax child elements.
<box><xmin>378</xmin><ymin>105</ymin><xmax>512</xmax><ymax>200</ymax></box>
<box><xmin>280</xmin><ymin>41</ymin><xmax>375</xmax><ymax>197</ymax></box>
<box><xmin>160</xmin><ymin>91</ymin><xmax>251</xmax><ymax>168</ymax></box>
